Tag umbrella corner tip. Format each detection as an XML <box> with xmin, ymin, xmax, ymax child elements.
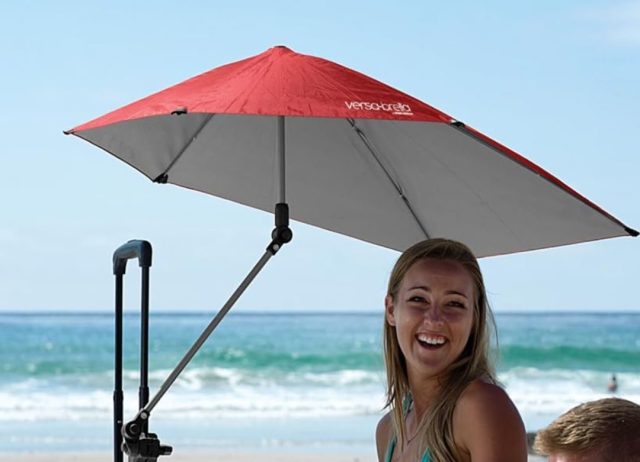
<box><xmin>63</xmin><ymin>129</ymin><xmax>73</xmax><ymax>135</ymax></box>
<box><xmin>626</xmin><ymin>226</ymin><xmax>639</xmax><ymax>237</ymax></box>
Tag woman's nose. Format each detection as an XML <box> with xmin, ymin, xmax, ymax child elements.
<box><xmin>424</xmin><ymin>305</ymin><xmax>444</xmax><ymax>325</ymax></box>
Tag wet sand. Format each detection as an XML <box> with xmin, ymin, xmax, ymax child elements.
<box><xmin>1</xmin><ymin>452</ymin><xmax>370</xmax><ymax>462</ymax></box>
<box><xmin>4</xmin><ymin>431</ymin><xmax>547</xmax><ymax>461</ymax></box>
<box><xmin>4</xmin><ymin>451</ymin><xmax>547</xmax><ymax>461</ymax></box>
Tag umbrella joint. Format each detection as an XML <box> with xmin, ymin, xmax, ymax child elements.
<box><xmin>122</xmin><ymin>410</ymin><xmax>172</xmax><ymax>462</ymax></box>
<box><xmin>268</xmin><ymin>202</ymin><xmax>293</xmax><ymax>254</ymax></box>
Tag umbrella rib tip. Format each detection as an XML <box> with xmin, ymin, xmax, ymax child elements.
<box><xmin>154</xmin><ymin>174</ymin><xmax>169</xmax><ymax>184</ymax></box>
<box><xmin>625</xmin><ymin>226</ymin><xmax>639</xmax><ymax>237</ymax></box>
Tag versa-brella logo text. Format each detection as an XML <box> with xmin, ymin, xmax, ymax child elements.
<box><xmin>344</xmin><ymin>101</ymin><xmax>413</xmax><ymax>115</ymax></box>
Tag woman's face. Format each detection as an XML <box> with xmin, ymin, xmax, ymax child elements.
<box><xmin>386</xmin><ymin>258</ymin><xmax>475</xmax><ymax>381</ymax></box>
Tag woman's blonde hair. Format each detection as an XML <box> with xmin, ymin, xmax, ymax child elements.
<box><xmin>383</xmin><ymin>238</ymin><xmax>497</xmax><ymax>462</ymax></box>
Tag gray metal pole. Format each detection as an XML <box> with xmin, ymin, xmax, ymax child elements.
<box><xmin>143</xmin><ymin>250</ymin><xmax>273</xmax><ymax>414</ymax></box>
<box><xmin>277</xmin><ymin>116</ymin><xmax>285</xmax><ymax>203</ymax></box>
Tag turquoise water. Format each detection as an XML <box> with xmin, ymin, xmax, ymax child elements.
<box><xmin>1</xmin><ymin>311</ymin><xmax>639</xmax><ymax>452</ymax></box>
<box><xmin>498</xmin><ymin>312</ymin><xmax>640</xmax><ymax>371</ymax></box>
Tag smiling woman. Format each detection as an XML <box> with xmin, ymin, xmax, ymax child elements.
<box><xmin>376</xmin><ymin>239</ymin><xmax>527</xmax><ymax>462</ymax></box>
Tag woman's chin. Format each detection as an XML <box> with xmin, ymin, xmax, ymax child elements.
<box><xmin>409</xmin><ymin>348</ymin><xmax>452</xmax><ymax>378</ymax></box>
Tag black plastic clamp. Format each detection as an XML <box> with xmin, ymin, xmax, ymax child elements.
<box><xmin>267</xmin><ymin>203</ymin><xmax>293</xmax><ymax>254</ymax></box>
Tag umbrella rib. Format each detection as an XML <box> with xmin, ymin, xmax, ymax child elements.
<box><xmin>346</xmin><ymin>118</ymin><xmax>430</xmax><ymax>239</ymax></box>
<box><xmin>154</xmin><ymin>113</ymin><xmax>215</xmax><ymax>182</ymax></box>
<box><xmin>392</xmin><ymin>121</ymin><xmax>524</xmax><ymax>246</ymax></box>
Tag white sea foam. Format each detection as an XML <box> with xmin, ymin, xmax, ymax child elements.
<box><xmin>500</xmin><ymin>368</ymin><xmax>640</xmax><ymax>429</ymax></box>
<box><xmin>0</xmin><ymin>386</ymin><xmax>386</xmax><ymax>421</ymax></box>
<box><xmin>0</xmin><ymin>368</ymin><xmax>387</xmax><ymax>422</ymax></box>
<box><xmin>2</xmin><ymin>367</ymin><xmax>639</xmax><ymax>430</ymax></box>
<box><xmin>123</xmin><ymin>366</ymin><xmax>383</xmax><ymax>389</ymax></box>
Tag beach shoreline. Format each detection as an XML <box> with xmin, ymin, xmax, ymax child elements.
<box><xmin>2</xmin><ymin>433</ymin><xmax>547</xmax><ymax>462</ymax></box>
<box><xmin>1</xmin><ymin>432</ymin><xmax>547</xmax><ymax>461</ymax></box>
<box><xmin>2</xmin><ymin>452</ymin><xmax>371</xmax><ymax>462</ymax></box>
<box><xmin>2</xmin><ymin>431</ymin><xmax>547</xmax><ymax>461</ymax></box>
<box><xmin>3</xmin><ymin>451</ymin><xmax>547</xmax><ymax>462</ymax></box>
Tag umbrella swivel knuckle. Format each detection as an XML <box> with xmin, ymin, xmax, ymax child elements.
<box><xmin>267</xmin><ymin>203</ymin><xmax>293</xmax><ymax>254</ymax></box>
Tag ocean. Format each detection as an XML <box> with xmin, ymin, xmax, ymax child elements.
<box><xmin>1</xmin><ymin>311</ymin><xmax>639</xmax><ymax>453</ymax></box>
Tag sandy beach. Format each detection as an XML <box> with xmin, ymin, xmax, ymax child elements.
<box><xmin>3</xmin><ymin>452</ymin><xmax>372</xmax><ymax>462</ymax></box>
<box><xmin>4</xmin><ymin>452</ymin><xmax>548</xmax><ymax>461</ymax></box>
<box><xmin>2</xmin><ymin>431</ymin><xmax>548</xmax><ymax>461</ymax></box>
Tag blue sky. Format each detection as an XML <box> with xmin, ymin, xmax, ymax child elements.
<box><xmin>1</xmin><ymin>1</ymin><xmax>638</xmax><ymax>312</ymax></box>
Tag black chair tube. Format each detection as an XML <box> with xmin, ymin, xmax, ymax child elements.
<box><xmin>112</xmin><ymin>240</ymin><xmax>152</xmax><ymax>460</ymax></box>
<box><xmin>113</xmin><ymin>240</ymin><xmax>152</xmax><ymax>276</ymax></box>
<box><xmin>114</xmin><ymin>274</ymin><xmax>124</xmax><ymax>462</ymax></box>
<box><xmin>139</xmin><ymin>266</ymin><xmax>150</xmax><ymax>434</ymax></box>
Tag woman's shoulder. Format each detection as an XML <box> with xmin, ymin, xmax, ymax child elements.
<box><xmin>376</xmin><ymin>411</ymin><xmax>393</xmax><ymax>440</ymax></box>
<box><xmin>453</xmin><ymin>379</ymin><xmax>527</xmax><ymax>461</ymax></box>
<box><xmin>454</xmin><ymin>379</ymin><xmax>523</xmax><ymax>426</ymax></box>
<box><xmin>376</xmin><ymin>412</ymin><xmax>394</xmax><ymax>462</ymax></box>
<box><xmin>457</xmin><ymin>379</ymin><xmax>513</xmax><ymax>409</ymax></box>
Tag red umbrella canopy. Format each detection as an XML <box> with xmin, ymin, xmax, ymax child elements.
<box><xmin>70</xmin><ymin>45</ymin><xmax>451</xmax><ymax>131</ymax></box>
<box><xmin>67</xmin><ymin>46</ymin><xmax>636</xmax><ymax>256</ymax></box>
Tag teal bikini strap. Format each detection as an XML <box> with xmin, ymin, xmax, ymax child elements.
<box><xmin>385</xmin><ymin>396</ymin><xmax>431</xmax><ymax>462</ymax></box>
<box><xmin>384</xmin><ymin>435</ymin><xmax>430</xmax><ymax>462</ymax></box>
<box><xmin>383</xmin><ymin>435</ymin><xmax>397</xmax><ymax>462</ymax></box>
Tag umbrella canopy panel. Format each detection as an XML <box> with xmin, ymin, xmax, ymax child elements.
<box><xmin>69</xmin><ymin>46</ymin><xmax>452</xmax><ymax>130</ymax></box>
<box><xmin>74</xmin><ymin>113</ymin><xmax>630</xmax><ymax>257</ymax></box>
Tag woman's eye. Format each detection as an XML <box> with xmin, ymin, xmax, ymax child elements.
<box><xmin>409</xmin><ymin>296</ymin><xmax>427</xmax><ymax>303</ymax></box>
<box><xmin>447</xmin><ymin>301</ymin><xmax>466</xmax><ymax>308</ymax></box>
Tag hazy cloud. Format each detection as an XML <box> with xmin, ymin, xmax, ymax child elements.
<box><xmin>583</xmin><ymin>1</ymin><xmax>640</xmax><ymax>46</ymax></box>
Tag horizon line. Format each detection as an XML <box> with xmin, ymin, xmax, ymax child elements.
<box><xmin>1</xmin><ymin>309</ymin><xmax>639</xmax><ymax>316</ymax></box>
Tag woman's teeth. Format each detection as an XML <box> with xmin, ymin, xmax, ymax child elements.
<box><xmin>417</xmin><ymin>334</ymin><xmax>446</xmax><ymax>346</ymax></box>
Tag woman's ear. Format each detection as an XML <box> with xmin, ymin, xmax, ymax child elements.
<box><xmin>385</xmin><ymin>295</ymin><xmax>396</xmax><ymax>326</ymax></box>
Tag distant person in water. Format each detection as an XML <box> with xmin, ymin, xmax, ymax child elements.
<box><xmin>607</xmin><ymin>374</ymin><xmax>618</xmax><ymax>393</ymax></box>
<box><xmin>534</xmin><ymin>397</ymin><xmax>640</xmax><ymax>462</ymax></box>
<box><xmin>376</xmin><ymin>238</ymin><xmax>527</xmax><ymax>462</ymax></box>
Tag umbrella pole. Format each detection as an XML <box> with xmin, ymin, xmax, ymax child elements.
<box><xmin>277</xmin><ymin>115</ymin><xmax>286</xmax><ymax>202</ymax></box>
<box><xmin>121</xmin><ymin>116</ymin><xmax>293</xmax><ymax>462</ymax></box>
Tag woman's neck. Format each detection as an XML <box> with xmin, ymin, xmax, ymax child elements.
<box><xmin>408</xmin><ymin>372</ymin><xmax>442</xmax><ymax>420</ymax></box>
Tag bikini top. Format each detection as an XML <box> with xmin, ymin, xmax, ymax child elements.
<box><xmin>384</xmin><ymin>397</ymin><xmax>431</xmax><ymax>462</ymax></box>
<box><xmin>384</xmin><ymin>435</ymin><xmax>431</xmax><ymax>462</ymax></box>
